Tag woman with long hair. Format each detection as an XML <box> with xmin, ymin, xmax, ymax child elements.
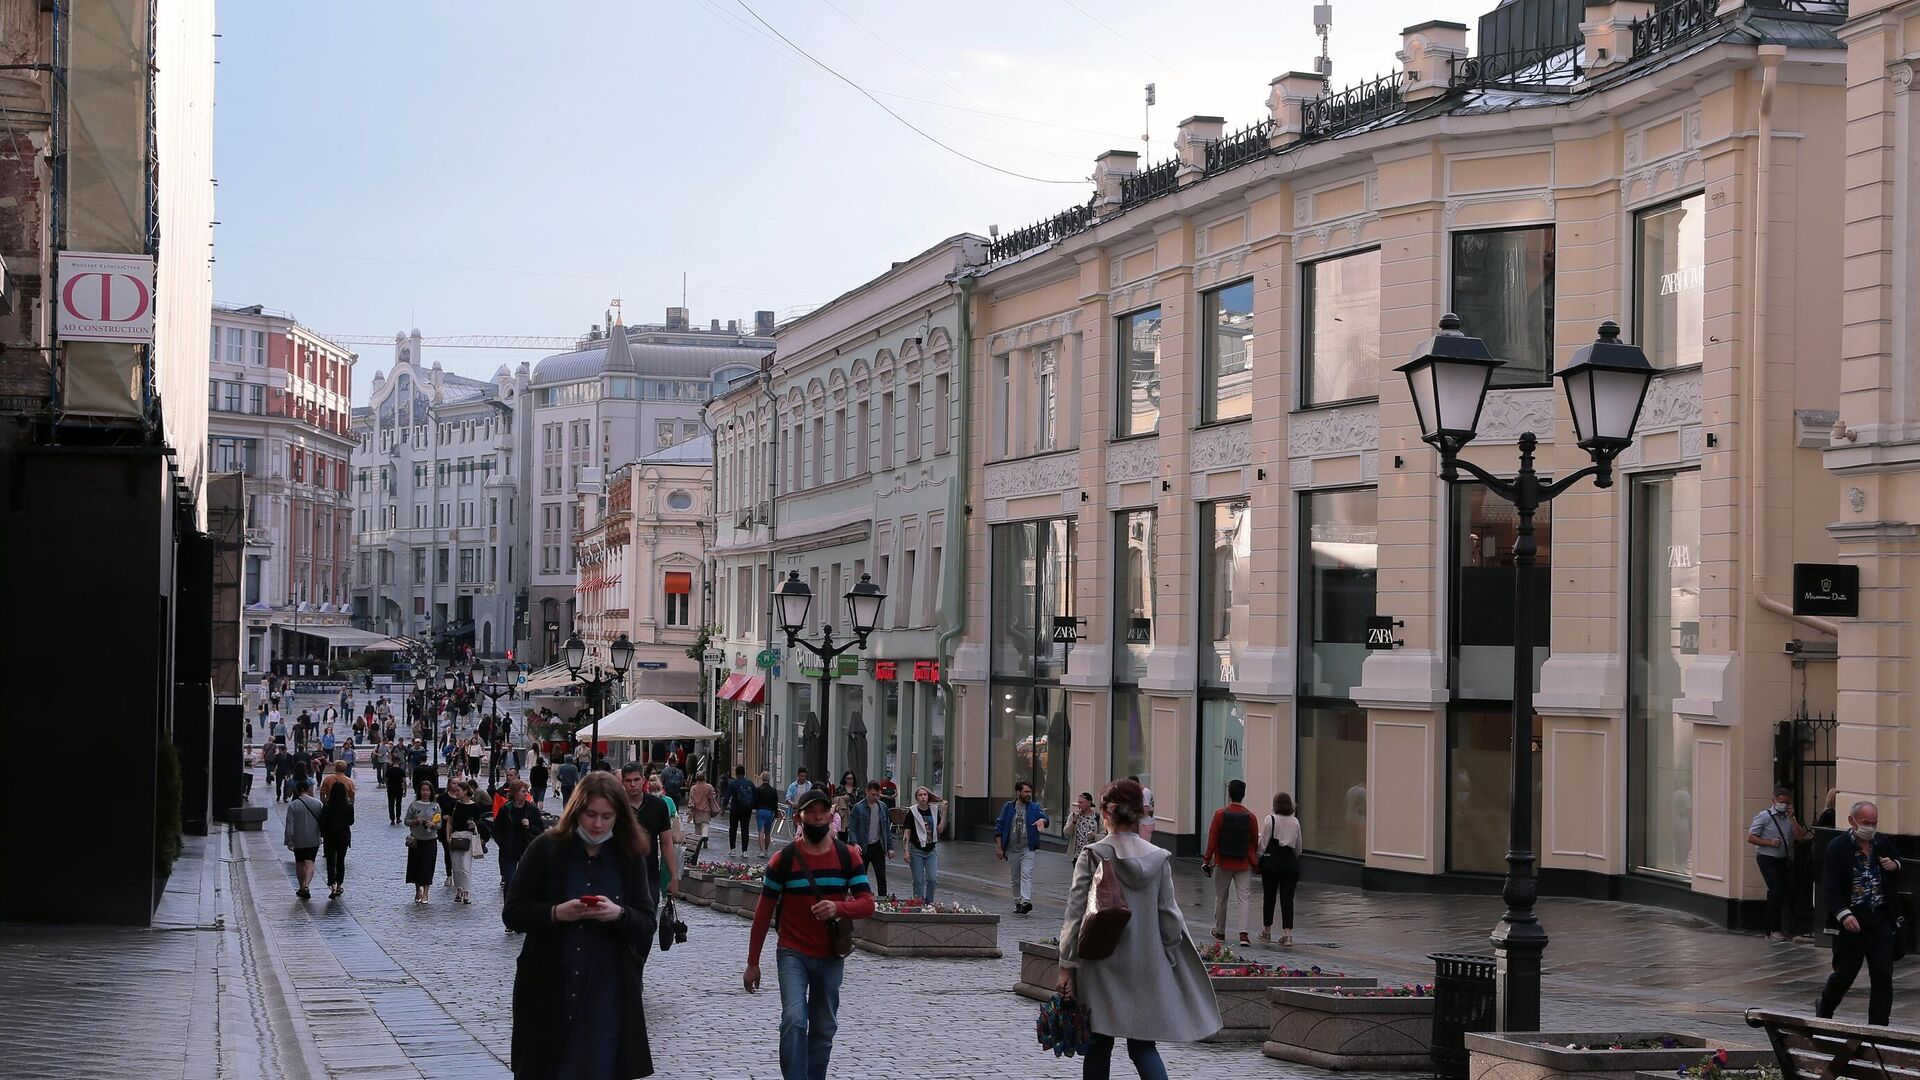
<box><xmin>445</xmin><ymin>780</ymin><xmax>486</xmax><ymax>905</ymax></box>
<box><xmin>319</xmin><ymin>775</ymin><xmax>354</xmax><ymax>899</ymax></box>
<box><xmin>1058</xmin><ymin>779</ymin><xmax>1220</xmax><ymax>1079</ymax></box>
<box><xmin>403</xmin><ymin>780</ymin><xmax>441</xmax><ymax>905</ymax></box>
<box><xmin>1257</xmin><ymin>792</ymin><xmax>1303</xmax><ymax>945</ymax></box>
<box><xmin>503</xmin><ymin>771</ymin><xmax>657</xmax><ymax>1078</ymax></box>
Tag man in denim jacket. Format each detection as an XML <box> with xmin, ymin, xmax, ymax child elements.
<box><xmin>995</xmin><ymin>782</ymin><xmax>1051</xmax><ymax>914</ymax></box>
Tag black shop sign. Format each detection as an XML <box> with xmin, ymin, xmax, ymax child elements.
<box><xmin>1792</xmin><ymin>564</ymin><xmax>1859</xmax><ymax>618</ymax></box>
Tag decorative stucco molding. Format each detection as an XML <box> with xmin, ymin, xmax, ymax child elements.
<box><xmin>1442</xmin><ymin>191</ymin><xmax>1554</xmax><ymax>228</ymax></box>
<box><xmin>1679</xmin><ymin>425</ymin><xmax>1705</xmax><ymax>461</ymax></box>
<box><xmin>1289</xmin><ymin>458</ymin><xmax>1314</xmax><ymax>487</ymax></box>
<box><xmin>1638</xmin><ymin>368</ymin><xmax>1702</xmax><ymax>432</ymax></box>
<box><xmin>1105</xmin><ymin>438</ymin><xmax>1159</xmax><ymax>484</ymax></box>
<box><xmin>1193</xmin><ymin>246</ymin><xmax>1250</xmax><ymax>289</ymax></box>
<box><xmin>987</xmin><ymin>310</ymin><xmax>1081</xmax><ymax>357</ymax></box>
<box><xmin>1475</xmin><ymin>388</ymin><xmax>1556</xmax><ymax>443</ymax></box>
<box><xmin>1191</xmin><ymin>423</ymin><xmax>1252</xmax><ymax>472</ymax></box>
<box><xmin>1110</xmin><ymin>281</ymin><xmax>1155</xmax><ymax>312</ymax></box>
<box><xmin>1287</xmin><ymin>405</ymin><xmax>1378</xmax><ymax>458</ymax></box>
<box><xmin>984</xmin><ymin>451</ymin><xmax>1081</xmax><ymax>500</ymax></box>
<box><xmin>1621</xmin><ymin>150</ymin><xmax>1701</xmax><ymax>205</ymax></box>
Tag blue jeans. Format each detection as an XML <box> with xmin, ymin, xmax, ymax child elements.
<box><xmin>909</xmin><ymin>847</ymin><xmax>938</xmax><ymax>902</ymax></box>
<box><xmin>1083</xmin><ymin>1036</ymin><xmax>1168</xmax><ymax>1080</ymax></box>
<box><xmin>776</xmin><ymin>948</ymin><xmax>844</xmax><ymax>1080</ymax></box>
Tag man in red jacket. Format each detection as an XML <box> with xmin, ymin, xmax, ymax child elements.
<box><xmin>1203</xmin><ymin>779</ymin><xmax>1260</xmax><ymax>946</ymax></box>
<box><xmin>743</xmin><ymin>787</ymin><xmax>876</xmax><ymax>1079</ymax></box>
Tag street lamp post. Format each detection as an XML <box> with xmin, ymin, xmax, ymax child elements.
<box><xmin>1398</xmin><ymin>316</ymin><xmax>1653</xmax><ymax>1032</ymax></box>
<box><xmin>412</xmin><ymin>666</ymin><xmax>431</xmax><ymax>767</ymax></box>
<box><xmin>473</xmin><ymin>658</ymin><xmax>513</xmax><ymax>790</ymax></box>
<box><xmin>775</xmin><ymin>572</ymin><xmax>886</xmax><ymax>781</ymax></box>
<box><xmin>565</xmin><ymin>631</ymin><xmax>633</xmax><ymax>767</ymax></box>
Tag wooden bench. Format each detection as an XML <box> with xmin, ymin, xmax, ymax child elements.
<box><xmin>1746</xmin><ymin>1009</ymin><xmax>1920</xmax><ymax>1080</ymax></box>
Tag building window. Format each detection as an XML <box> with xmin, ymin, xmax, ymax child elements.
<box><xmin>437</xmin><ymin>548</ymin><xmax>450</xmax><ymax>584</ymax></box>
<box><xmin>1297</xmin><ymin>488</ymin><xmax>1377</xmax><ymax>859</ymax></box>
<box><xmin>244</xmin><ymin>555</ymin><xmax>262</xmax><ymax>606</ymax></box>
<box><xmin>248</xmin><ymin>384</ymin><xmax>264</xmax><ymax>414</ymax></box>
<box><xmin>1202</xmin><ymin>279</ymin><xmax>1255</xmax><ymax>422</ymax></box>
<box><xmin>223</xmin><ymin>382</ymin><xmax>242</xmax><ymax>413</ymax></box>
<box><xmin>1448</xmin><ymin>483</ymin><xmax>1550</xmax><ymax>873</ymax></box>
<box><xmin>1117</xmin><ymin>307</ymin><xmax>1162</xmax><ymax>437</ymax></box>
<box><xmin>1451</xmin><ymin>226</ymin><xmax>1555</xmax><ymax>388</ymax></box>
<box><xmin>413</xmin><ymin>548</ymin><xmax>427</xmax><ymax>582</ymax></box>
<box><xmin>880</xmin><ymin>392</ymin><xmax>896</xmax><ymax>470</ymax></box>
<box><xmin>1112</xmin><ymin>687</ymin><xmax>1151</xmax><ymax>792</ymax></box>
<box><xmin>1630</xmin><ymin>471</ymin><xmax>1701</xmax><ymax>878</ymax></box>
<box><xmin>1036</xmin><ymin>345</ymin><xmax>1060</xmax><ymax>452</ymax></box>
<box><xmin>988</xmin><ymin>519</ymin><xmax>1076</xmax><ymax>835</ymax></box>
<box><xmin>1113</xmin><ymin>510</ymin><xmax>1156</xmax><ymax>684</ymax></box>
<box><xmin>934</xmin><ymin>373</ymin><xmax>951</xmax><ymax>455</ymax></box>
<box><xmin>1635</xmin><ymin>193</ymin><xmax>1706</xmax><ymax>370</ymax></box>
<box><xmin>1302</xmin><ymin>249</ymin><xmax>1381</xmax><ymax>407</ymax></box>
<box><xmin>1198</xmin><ymin>498</ymin><xmax>1250</xmax><ymax>831</ymax></box>
<box><xmin>665</xmin><ymin>571</ymin><xmax>692</xmax><ymax>626</ymax></box>
<box><xmin>225</xmin><ymin>327</ymin><xmax>244</xmax><ymax>365</ymax></box>
<box><xmin>250</xmin><ymin>330</ymin><xmax>266</xmax><ymax>365</ymax></box>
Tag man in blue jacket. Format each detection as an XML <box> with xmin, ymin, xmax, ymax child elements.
<box><xmin>1817</xmin><ymin>799</ymin><xmax>1904</xmax><ymax>1025</ymax></box>
<box><xmin>850</xmin><ymin>781</ymin><xmax>896</xmax><ymax>898</ymax></box>
<box><xmin>996</xmin><ymin>781</ymin><xmax>1051</xmax><ymax>914</ymax></box>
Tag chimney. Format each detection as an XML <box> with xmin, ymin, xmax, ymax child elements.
<box><xmin>1175</xmin><ymin>116</ymin><xmax>1226</xmax><ymax>182</ymax></box>
<box><xmin>1093</xmin><ymin>149</ymin><xmax>1140</xmax><ymax>208</ymax></box>
<box><xmin>754</xmin><ymin>310</ymin><xmax>775</xmax><ymax>335</ymax></box>
<box><xmin>1267</xmin><ymin>72</ymin><xmax>1328</xmax><ymax>148</ymax></box>
<box><xmin>1399</xmin><ymin>21</ymin><xmax>1468</xmax><ymax>102</ymax></box>
<box><xmin>1581</xmin><ymin>2</ymin><xmax>1655</xmax><ymax>76</ymax></box>
<box><xmin>728</xmin><ymin>319</ymin><xmax>739</xmax><ymax>333</ymax></box>
<box><xmin>710</xmin><ymin>318</ymin><xmax>721</xmax><ymax>331</ymax></box>
<box><xmin>667</xmin><ymin>307</ymin><xmax>690</xmax><ymax>331</ymax></box>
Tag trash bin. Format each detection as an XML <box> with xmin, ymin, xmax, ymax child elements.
<box><xmin>1429</xmin><ymin>952</ymin><xmax>1497</xmax><ymax>1079</ymax></box>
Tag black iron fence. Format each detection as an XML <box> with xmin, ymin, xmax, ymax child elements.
<box><xmin>986</xmin><ymin>199</ymin><xmax>1098</xmax><ymax>264</ymax></box>
<box><xmin>1303</xmin><ymin>72</ymin><xmax>1407</xmax><ymax>139</ymax></box>
<box><xmin>1449</xmin><ymin>44</ymin><xmax>1583</xmax><ymax>90</ymax></box>
<box><xmin>1630</xmin><ymin>0</ymin><xmax>1719</xmax><ymax>58</ymax></box>
<box><xmin>1745</xmin><ymin>0</ymin><xmax>1846</xmax><ymax>14</ymax></box>
<box><xmin>1118</xmin><ymin>157</ymin><xmax>1179</xmax><ymax>210</ymax></box>
<box><xmin>1204</xmin><ymin>119</ymin><xmax>1275</xmax><ymax>176</ymax></box>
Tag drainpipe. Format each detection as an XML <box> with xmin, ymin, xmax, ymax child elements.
<box><xmin>934</xmin><ymin>273</ymin><xmax>975</xmax><ymax>804</ymax></box>
<box><xmin>759</xmin><ymin>366</ymin><xmax>783</xmax><ymax>775</ymax></box>
<box><xmin>1745</xmin><ymin>45</ymin><xmax>1839</xmax><ymax>638</ymax></box>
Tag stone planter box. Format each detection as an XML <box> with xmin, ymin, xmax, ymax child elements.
<box><xmin>1207</xmin><ymin>972</ymin><xmax>1378</xmax><ymax>1043</ymax></box>
<box><xmin>678</xmin><ymin>872</ymin><xmax>715</xmax><ymax>907</ymax></box>
<box><xmin>1262</xmin><ymin>988</ymin><xmax>1434</xmax><ymax>1070</ymax></box>
<box><xmin>1015</xmin><ymin>941</ymin><xmax>1060</xmax><ymax>1001</ymax></box>
<box><xmin>710</xmin><ymin>878</ymin><xmax>761</xmax><ymax>917</ymax></box>
<box><xmin>853</xmin><ymin>911</ymin><xmax>1002</xmax><ymax>958</ymax></box>
<box><xmin>1465</xmin><ymin>1032</ymin><xmax>1771</xmax><ymax>1080</ymax></box>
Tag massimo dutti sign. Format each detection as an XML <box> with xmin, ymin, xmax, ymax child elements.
<box><xmin>1793</xmin><ymin>563</ymin><xmax>1859</xmax><ymax>619</ymax></box>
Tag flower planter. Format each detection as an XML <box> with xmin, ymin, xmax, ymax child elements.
<box><xmin>853</xmin><ymin>910</ymin><xmax>1003</xmax><ymax>958</ymax></box>
<box><xmin>1206</xmin><ymin>972</ymin><xmax>1378</xmax><ymax>1042</ymax></box>
<box><xmin>1262</xmin><ymin>987</ymin><xmax>1435</xmax><ymax>1070</ymax></box>
<box><xmin>678</xmin><ymin>872</ymin><xmax>716</xmax><ymax>907</ymax></box>
<box><xmin>1015</xmin><ymin>941</ymin><xmax>1060</xmax><ymax>1002</ymax></box>
<box><xmin>710</xmin><ymin>878</ymin><xmax>761</xmax><ymax>917</ymax></box>
<box><xmin>1465</xmin><ymin>1033</ymin><xmax>1772</xmax><ymax>1080</ymax></box>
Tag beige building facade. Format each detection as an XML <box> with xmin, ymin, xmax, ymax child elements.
<box><xmin>947</xmin><ymin>0</ymin><xmax>1854</xmax><ymax>922</ymax></box>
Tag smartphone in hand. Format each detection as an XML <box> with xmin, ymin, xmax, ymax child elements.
<box><xmin>581</xmin><ymin>894</ymin><xmax>605</xmax><ymax>906</ymax></box>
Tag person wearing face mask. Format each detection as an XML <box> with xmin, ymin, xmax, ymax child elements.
<box><xmin>1746</xmin><ymin>784</ymin><xmax>1807</xmax><ymax>942</ymax></box>
<box><xmin>742</xmin><ymin>788</ymin><xmax>875</xmax><ymax>1080</ymax></box>
<box><xmin>503</xmin><ymin>771</ymin><xmax>657</xmax><ymax>1078</ymax></box>
<box><xmin>1817</xmin><ymin>800</ymin><xmax>1903</xmax><ymax>1026</ymax></box>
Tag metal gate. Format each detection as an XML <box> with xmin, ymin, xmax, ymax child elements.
<box><xmin>1774</xmin><ymin>713</ymin><xmax>1837</xmax><ymax>934</ymax></box>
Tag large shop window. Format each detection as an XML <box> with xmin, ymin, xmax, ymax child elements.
<box><xmin>1117</xmin><ymin>307</ymin><xmax>1162</xmax><ymax>437</ymax></box>
<box><xmin>1114</xmin><ymin>510</ymin><xmax>1157</xmax><ymax>684</ymax></box>
<box><xmin>1112</xmin><ymin>687</ymin><xmax>1152</xmax><ymax>791</ymax></box>
<box><xmin>1301</xmin><ymin>249</ymin><xmax>1381</xmax><ymax>407</ymax></box>
<box><xmin>1451</xmin><ymin>227</ymin><xmax>1555</xmax><ymax>388</ymax></box>
<box><xmin>1198</xmin><ymin>499</ymin><xmax>1251</xmax><ymax>830</ymax></box>
<box><xmin>1202</xmin><ymin>280</ymin><xmax>1255</xmax><ymax>423</ymax></box>
<box><xmin>1298</xmin><ymin>488</ymin><xmax>1377</xmax><ymax>859</ymax></box>
<box><xmin>1448</xmin><ymin>483</ymin><xmax>1550</xmax><ymax>874</ymax></box>
<box><xmin>1635</xmin><ymin>194</ymin><xmax>1706</xmax><ymax>370</ymax></box>
<box><xmin>1629</xmin><ymin>471</ymin><xmax>1701</xmax><ymax>878</ymax></box>
<box><xmin>989</xmin><ymin>519</ymin><xmax>1077</xmax><ymax>833</ymax></box>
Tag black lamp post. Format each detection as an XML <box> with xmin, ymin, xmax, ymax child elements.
<box><xmin>474</xmin><ymin>658</ymin><xmax>513</xmax><ymax>790</ymax></box>
<box><xmin>1398</xmin><ymin>315</ymin><xmax>1653</xmax><ymax>1032</ymax></box>
<box><xmin>776</xmin><ymin>572</ymin><xmax>886</xmax><ymax>781</ymax></box>
<box><xmin>565</xmin><ymin>630</ymin><xmax>633</xmax><ymax>767</ymax></box>
<box><xmin>412</xmin><ymin>666</ymin><xmax>432</xmax><ymax>767</ymax></box>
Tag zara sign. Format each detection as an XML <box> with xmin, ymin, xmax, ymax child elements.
<box><xmin>57</xmin><ymin>251</ymin><xmax>154</xmax><ymax>343</ymax></box>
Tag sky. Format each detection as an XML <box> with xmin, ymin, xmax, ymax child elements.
<box><xmin>213</xmin><ymin>0</ymin><xmax>1489</xmax><ymax>393</ymax></box>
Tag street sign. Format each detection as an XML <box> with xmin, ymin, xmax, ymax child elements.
<box><xmin>636</xmin><ymin>661</ymin><xmax>668</xmax><ymax>670</ymax></box>
<box><xmin>58</xmin><ymin>251</ymin><xmax>155</xmax><ymax>342</ymax></box>
<box><xmin>756</xmin><ymin>648</ymin><xmax>780</xmax><ymax>669</ymax></box>
<box><xmin>545</xmin><ymin>620</ymin><xmax>560</xmax><ymax>632</ymax></box>
<box><xmin>1793</xmin><ymin>563</ymin><xmax>1859</xmax><ymax>618</ymax></box>
<box><xmin>703</xmin><ymin>648</ymin><xmax>725</xmax><ymax>665</ymax></box>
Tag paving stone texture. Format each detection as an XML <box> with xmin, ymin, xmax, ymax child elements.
<box><xmin>7</xmin><ymin>764</ymin><xmax>1920</xmax><ymax>1079</ymax></box>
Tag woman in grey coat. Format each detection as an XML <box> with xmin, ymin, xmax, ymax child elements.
<box><xmin>1058</xmin><ymin>778</ymin><xmax>1221</xmax><ymax>1078</ymax></box>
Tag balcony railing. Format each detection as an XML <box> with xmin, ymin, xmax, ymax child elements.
<box><xmin>1630</xmin><ymin>0</ymin><xmax>1718</xmax><ymax>58</ymax></box>
<box><xmin>986</xmin><ymin>199</ymin><xmax>1097</xmax><ymax>264</ymax></box>
<box><xmin>1744</xmin><ymin>0</ymin><xmax>1846</xmax><ymax>13</ymax></box>
<box><xmin>1303</xmin><ymin>72</ymin><xmax>1407</xmax><ymax>140</ymax></box>
<box><xmin>1203</xmin><ymin>119</ymin><xmax>1275</xmax><ymax>176</ymax></box>
<box><xmin>1118</xmin><ymin>158</ymin><xmax>1179</xmax><ymax>210</ymax></box>
<box><xmin>1449</xmin><ymin>45</ymin><xmax>1583</xmax><ymax>91</ymax></box>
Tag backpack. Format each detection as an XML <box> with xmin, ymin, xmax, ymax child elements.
<box><xmin>731</xmin><ymin>779</ymin><xmax>754</xmax><ymax>811</ymax></box>
<box><xmin>1218</xmin><ymin>808</ymin><xmax>1254</xmax><ymax>859</ymax></box>
<box><xmin>772</xmin><ymin>841</ymin><xmax>857</xmax><ymax>957</ymax></box>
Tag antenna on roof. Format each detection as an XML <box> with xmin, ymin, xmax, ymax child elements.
<box><xmin>1143</xmin><ymin>82</ymin><xmax>1156</xmax><ymax>160</ymax></box>
<box><xmin>1314</xmin><ymin>3</ymin><xmax>1333</xmax><ymax>90</ymax></box>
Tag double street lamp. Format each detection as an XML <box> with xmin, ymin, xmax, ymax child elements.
<box><xmin>565</xmin><ymin>631</ymin><xmax>633</xmax><ymax>767</ymax></box>
<box><xmin>775</xmin><ymin>571</ymin><xmax>886</xmax><ymax>779</ymax></box>
<box><xmin>471</xmin><ymin>659</ymin><xmax>515</xmax><ymax>790</ymax></box>
<box><xmin>1398</xmin><ymin>315</ymin><xmax>1654</xmax><ymax>1032</ymax></box>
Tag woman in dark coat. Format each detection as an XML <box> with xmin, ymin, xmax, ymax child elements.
<box><xmin>502</xmin><ymin>770</ymin><xmax>656</xmax><ymax>1079</ymax></box>
<box><xmin>319</xmin><ymin>778</ymin><xmax>354</xmax><ymax>899</ymax></box>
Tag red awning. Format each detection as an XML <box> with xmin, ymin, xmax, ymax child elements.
<box><xmin>738</xmin><ymin>675</ymin><xmax>766</xmax><ymax>705</ymax></box>
<box><xmin>665</xmin><ymin>571</ymin><xmax>692</xmax><ymax>595</ymax></box>
<box><xmin>716</xmin><ymin>673</ymin><xmax>749</xmax><ymax>701</ymax></box>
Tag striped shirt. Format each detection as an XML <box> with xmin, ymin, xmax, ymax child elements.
<box><xmin>747</xmin><ymin>842</ymin><xmax>876</xmax><ymax>963</ymax></box>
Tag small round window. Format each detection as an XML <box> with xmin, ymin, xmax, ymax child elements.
<box><xmin>666</xmin><ymin>490</ymin><xmax>694</xmax><ymax>511</ymax></box>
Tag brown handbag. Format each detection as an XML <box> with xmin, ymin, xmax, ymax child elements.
<box><xmin>1075</xmin><ymin>848</ymin><xmax>1131</xmax><ymax>961</ymax></box>
<box><xmin>780</xmin><ymin>842</ymin><xmax>858</xmax><ymax>958</ymax></box>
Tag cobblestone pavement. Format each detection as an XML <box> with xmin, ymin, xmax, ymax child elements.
<box><xmin>12</xmin><ymin>769</ymin><xmax>1920</xmax><ymax>1079</ymax></box>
